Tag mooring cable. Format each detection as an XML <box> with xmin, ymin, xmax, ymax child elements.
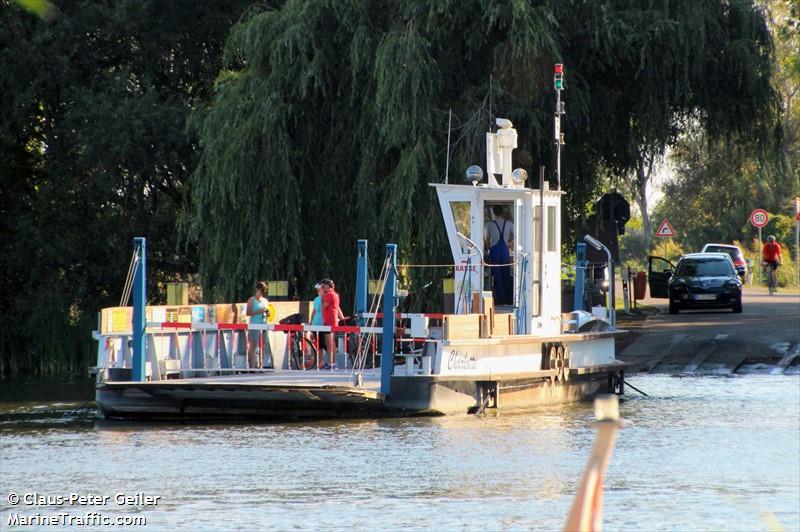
<box><xmin>625</xmin><ymin>380</ymin><xmax>649</xmax><ymax>397</ymax></box>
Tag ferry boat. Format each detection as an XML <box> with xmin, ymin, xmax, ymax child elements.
<box><xmin>92</xmin><ymin>68</ymin><xmax>627</xmax><ymax>420</ymax></box>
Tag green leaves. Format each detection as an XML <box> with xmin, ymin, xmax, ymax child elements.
<box><xmin>0</xmin><ymin>0</ymin><xmax>252</xmax><ymax>376</ymax></box>
<box><xmin>1</xmin><ymin>0</ymin><xmax>783</xmax><ymax>376</ymax></box>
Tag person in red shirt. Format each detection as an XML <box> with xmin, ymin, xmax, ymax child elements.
<box><xmin>321</xmin><ymin>279</ymin><xmax>344</xmax><ymax>369</ymax></box>
<box><xmin>762</xmin><ymin>235</ymin><xmax>782</xmax><ymax>266</ymax></box>
<box><xmin>762</xmin><ymin>235</ymin><xmax>782</xmax><ymax>291</ymax></box>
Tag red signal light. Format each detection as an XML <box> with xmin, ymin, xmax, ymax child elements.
<box><xmin>554</xmin><ymin>63</ymin><xmax>564</xmax><ymax>74</ymax></box>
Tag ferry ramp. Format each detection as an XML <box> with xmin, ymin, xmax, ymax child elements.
<box><xmin>618</xmin><ymin>288</ymin><xmax>800</xmax><ymax>374</ymax></box>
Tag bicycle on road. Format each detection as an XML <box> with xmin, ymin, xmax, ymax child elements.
<box><xmin>762</xmin><ymin>261</ymin><xmax>779</xmax><ymax>296</ymax></box>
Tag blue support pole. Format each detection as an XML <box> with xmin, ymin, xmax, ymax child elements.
<box><xmin>131</xmin><ymin>237</ymin><xmax>147</xmax><ymax>382</ymax></box>
<box><xmin>380</xmin><ymin>244</ymin><xmax>397</xmax><ymax>396</ymax></box>
<box><xmin>574</xmin><ymin>242</ymin><xmax>588</xmax><ymax>312</ymax></box>
<box><xmin>355</xmin><ymin>239</ymin><xmax>368</xmax><ymax>325</ymax></box>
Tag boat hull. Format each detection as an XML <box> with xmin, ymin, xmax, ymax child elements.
<box><xmin>95</xmin><ymin>365</ymin><xmax>625</xmax><ymax>421</ymax></box>
<box><xmin>388</xmin><ymin>366</ymin><xmax>623</xmax><ymax>415</ymax></box>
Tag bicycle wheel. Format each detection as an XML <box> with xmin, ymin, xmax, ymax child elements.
<box><xmin>345</xmin><ymin>333</ymin><xmax>360</xmax><ymax>369</ymax></box>
<box><xmin>288</xmin><ymin>334</ymin><xmax>302</xmax><ymax>370</ymax></box>
<box><xmin>301</xmin><ymin>336</ymin><xmax>318</xmax><ymax>370</ymax></box>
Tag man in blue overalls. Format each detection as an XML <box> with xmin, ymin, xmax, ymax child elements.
<box><xmin>484</xmin><ymin>205</ymin><xmax>514</xmax><ymax>305</ymax></box>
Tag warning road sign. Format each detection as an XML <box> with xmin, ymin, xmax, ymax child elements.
<box><xmin>749</xmin><ymin>209</ymin><xmax>769</xmax><ymax>228</ymax></box>
<box><xmin>655</xmin><ymin>218</ymin><xmax>676</xmax><ymax>238</ymax></box>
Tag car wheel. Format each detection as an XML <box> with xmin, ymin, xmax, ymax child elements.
<box><xmin>732</xmin><ymin>300</ymin><xmax>742</xmax><ymax>313</ymax></box>
<box><xmin>669</xmin><ymin>301</ymin><xmax>680</xmax><ymax>314</ymax></box>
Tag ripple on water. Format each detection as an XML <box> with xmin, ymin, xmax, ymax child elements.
<box><xmin>0</xmin><ymin>375</ymin><xmax>797</xmax><ymax>531</ymax></box>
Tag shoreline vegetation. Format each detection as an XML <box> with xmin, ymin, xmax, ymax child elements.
<box><xmin>1</xmin><ymin>1</ymin><xmax>796</xmax><ymax>378</ymax></box>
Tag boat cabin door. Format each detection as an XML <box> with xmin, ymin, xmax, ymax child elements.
<box><xmin>436</xmin><ymin>190</ymin><xmax>483</xmax><ymax>314</ymax></box>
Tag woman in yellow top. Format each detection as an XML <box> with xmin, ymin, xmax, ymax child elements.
<box><xmin>246</xmin><ymin>281</ymin><xmax>271</xmax><ymax>369</ymax></box>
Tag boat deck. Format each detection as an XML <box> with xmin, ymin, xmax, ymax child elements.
<box><xmin>116</xmin><ymin>369</ymin><xmax>379</xmax><ymax>390</ymax></box>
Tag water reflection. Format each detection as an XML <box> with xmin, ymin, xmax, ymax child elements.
<box><xmin>0</xmin><ymin>375</ymin><xmax>797</xmax><ymax>531</ymax></box>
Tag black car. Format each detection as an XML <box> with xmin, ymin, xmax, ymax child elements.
<box><xmin>648</xmin><ymin>253</ymin><xmax>743</xmax><ymax>314</ymax></box>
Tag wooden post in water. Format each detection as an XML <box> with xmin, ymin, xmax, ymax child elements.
<box><xmin>564</xmin><ymin>394</ymin><xmax>625</xmax><ymax>532</ymax></box>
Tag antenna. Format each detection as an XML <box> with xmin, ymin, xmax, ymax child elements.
<box><xmin>488</xmin><ymin>75</ymin><xmax>493</xmax><ymax>130</ymax></box>
<box><xmin>444</xmin><ymin>108</ymin><xmax>452</xmax><ymax>184</ymax></box>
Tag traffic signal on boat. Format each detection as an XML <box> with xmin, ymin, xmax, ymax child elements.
<box><xmin>554</xmin><ymin>63</ymin><xmax>564</xmax><ymax>90</ymax></box>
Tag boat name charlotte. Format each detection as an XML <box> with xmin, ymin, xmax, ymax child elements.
<box><xmin>447</xmin><ymin>350</ymin><xmax>478</xmax><ymax>371</ymax></box>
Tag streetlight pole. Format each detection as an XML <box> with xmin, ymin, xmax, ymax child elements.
<box><xmin>584</xmin><ymin>235</ymin><xmax>616</xmax><ymax>329</ymax></box>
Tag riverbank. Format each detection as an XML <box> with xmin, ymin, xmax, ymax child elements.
<box><xmin>1</xmin><ymin>375</ymin><xmax>797</xmax><ymax>531</ymax></box>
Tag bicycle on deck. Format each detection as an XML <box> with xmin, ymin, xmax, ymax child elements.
<box><xmin>279</xmin><ymin>313</ymin><xmax>318</xmax><ymax>370</ymax></box>
<box><xmin>279</xmin><ymin>313</ymin><xmax>366</xmax><ymax>370</ymax></box>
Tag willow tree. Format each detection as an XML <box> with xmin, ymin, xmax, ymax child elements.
<box><xmin>187</xmin><ymin>0</ymin><xmax>777</xmax><ymax>306</ymax></box>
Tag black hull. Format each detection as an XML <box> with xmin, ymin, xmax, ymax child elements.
<box><xmin>96</xmin><ymin>366</ymin><xmax>625</xmax><ymax>422</ymax></box>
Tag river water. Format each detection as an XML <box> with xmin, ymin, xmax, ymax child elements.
<box><xmin>1</xmin><ymin>375</ymin><xmax>798</xmax><ymax>531</ymax></box>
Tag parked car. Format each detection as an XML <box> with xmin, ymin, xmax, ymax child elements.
<box><xmin>648</xmin><ymin>253</ymin><xmax>743</xmax><ymax>314</ymax></box>
<box><xmin>700</xmin><ymin>243</ymin><xmax>747</xmax><ymax>280</ymax></box>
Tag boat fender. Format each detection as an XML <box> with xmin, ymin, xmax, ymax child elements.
<box><xmin>554</xmin><ymin>345</ymin><xmax>565</xmax><ymax>382</ymax></box>
<box><xmin>547</xmin><ymin>345</ymin><xmax>560</xmax><ymax>384</ymax></box>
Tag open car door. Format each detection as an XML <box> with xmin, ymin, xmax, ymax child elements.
<box><xmin>648</xmin><ymin>256</ymin><xmax>675</xmax><ymax>298</ymax></box>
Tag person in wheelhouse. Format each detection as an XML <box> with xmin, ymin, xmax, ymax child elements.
<box><xmin>484</xmin><ymin>204</ymin><xmax>515</xmax><ymax>305</ymax></box>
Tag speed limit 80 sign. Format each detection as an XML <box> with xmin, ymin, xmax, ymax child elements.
<box><xmin>749</xmin><ymin>209</ymin><xmax>769</xmax><ymax>228</ymax></box>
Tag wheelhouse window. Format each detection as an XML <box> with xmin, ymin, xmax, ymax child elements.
<box><xmin>450</xmin><ymin>201</ymin><xmax>471</xmax><ymax>253</ymax></box>
<box><xmin>546</xmin><ymin>206</ymin><xmax>556</xmax><ymax>252</ymax></box>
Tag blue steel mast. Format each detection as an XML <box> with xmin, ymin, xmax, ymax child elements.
<box><xmin>131</xmin><ymin>237</ymin><xmax>147</xmax><ymax>382</ymax></box>
<box><xmin>380</xmin><ymin>244</ymin><xmax>397</xmax><ymax>395</ymax></box>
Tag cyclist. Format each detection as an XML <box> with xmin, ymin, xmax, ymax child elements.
<box><xmin>761</xmin><ymin>235</ymin><xmax>782</xmax><ymax>291</ymax></box>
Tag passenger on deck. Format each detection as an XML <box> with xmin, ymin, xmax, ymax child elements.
<box><xmin>246</xmin><ymin>281</ymin><xmax>272</xmax><ymax>369</ymax></box>
<box><xmin>321</xmin><ymin>279</ymin><xmax>345</xmax><ymax>369</ymax></box>
<box><xmin>308</xmin><ymin>282</ymin><xmax>326</xmax><ymax>355</ymax></box>
<box><xmin>484</xmin><ymin>205</ymin><xmax>514</xmax><ymax>305</ymax></box>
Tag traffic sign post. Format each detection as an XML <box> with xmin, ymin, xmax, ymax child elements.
<box><xmin>655</xmin><ymin>218</ymin><xmax>676</xmax><ymax>259</ymax></box>
<box><xmin>795</xmin><ymin>197</ymin><xmax>799</xmax><ymax>289</ymax></box>
<box><xmin>750</xmin><ymin>209</ymin><xmax>769</xmax><ymax>287</ymax></box>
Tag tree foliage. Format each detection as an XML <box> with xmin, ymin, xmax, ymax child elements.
<box><xmin>0</xmin><ymin>0</ymin><xmax>250</xmax><ymax>376</ymax></box>
<box><xmin>653</xmin><ymin>1</ymin><xmax>798</xmax><ymax>259</ymax></box>
<box><xmin>0</xmin><ymin>0</ymin><xmax>782</xmax><ymax>377</ymax></box>
<box><xmin>188</xmin><ymin>0</ymin><xmax>779</xmax><ymax>305</ymax></box>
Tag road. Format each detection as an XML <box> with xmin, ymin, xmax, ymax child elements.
<box><xmin>618</xmin><ymin>287</ymin><xmax>800</xmax><ymax>374</ymax></box>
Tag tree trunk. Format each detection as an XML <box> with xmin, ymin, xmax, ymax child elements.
<box><xmin>639</xmin><ymin>172</ymin><xmax>651</xmax><ymax>252</ymax></box>
<box><xmin>630</xmin><ymin>160</ymin><xmax>654</xmax><ymax>252</ymax></box>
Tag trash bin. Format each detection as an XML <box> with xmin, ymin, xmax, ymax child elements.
<box><xmin>634</xmin><ymin>271</ymin><xmax>647</xmax><ymax>300</ymax></box>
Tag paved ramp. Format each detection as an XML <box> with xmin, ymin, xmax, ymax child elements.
<box><xmin>619</xmin><ymin>288</ymin><xmax>800</xmax><ymax>374</ymax></box>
